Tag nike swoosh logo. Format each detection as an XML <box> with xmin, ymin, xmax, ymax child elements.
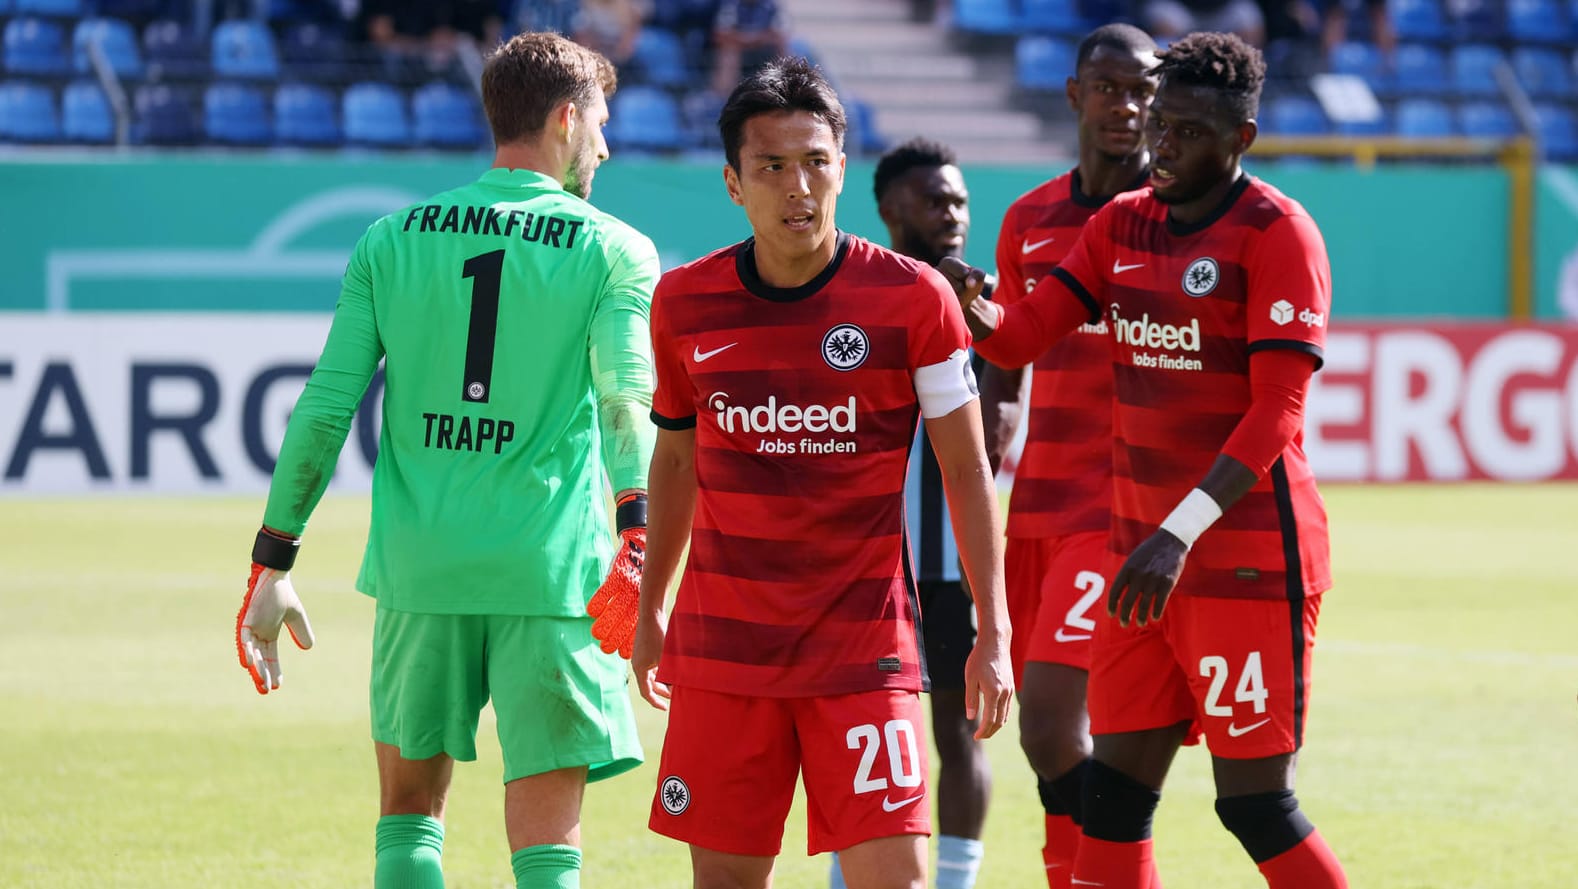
<box><xmin>1226</xmin><ymin>718</ymin><xmax>1271</xmax><ymax>738</ymax></box>
<box><xmin>1112</xmin><ymin>260</ymin><xmax>1145</xmax><ymax>274</ymax></box>
<box><xmin>881</xmin><ymin>793</ymin><xmax>924</xmax><ymax>812</ymax></box>
<box><xmin>1054</xmin><ymin>628</ymin><xmax>1092</xmax><ymax>642</ymax></box>
<box><xmin>692</xmin><ymin>343</ymin><xmax>737</xmax><ymax>363</ymax></box>
<box><xmin>1022</xmin><ymin>236</ymin><xmax>1056</xmax><ymax>255</ymax></box>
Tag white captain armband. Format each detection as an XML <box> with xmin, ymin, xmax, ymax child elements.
<box><xmin>914</xmin><ymin>348</ymin><xmax>979</xmax><ymax>419</ymax></box>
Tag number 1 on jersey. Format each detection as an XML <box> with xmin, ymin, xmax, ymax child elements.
<box><xmin>461</xmin><ymin>249</ymin><xmax>505</xmax><ymax>403</ymax></box>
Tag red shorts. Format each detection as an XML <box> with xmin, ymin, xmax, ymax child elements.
<box><xmin>1087</xmin><ymin>593</ymin><xmax>1324</xmax><ymax>759</ymax></box>
<box><xmin>649</xmin><ymin>686</ymin><xmax>931</xmax><ymax>856</ymax></box>
<box><xmin>1005</xmin><ymin>531</ymin><xmax>1108</xmax><ymax>681</ymax></box>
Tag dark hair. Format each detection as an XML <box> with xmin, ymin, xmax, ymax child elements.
<box><xmin>717</xmin><ymin>56</ymin><xmax>847</xmax><ymax>170</ymax></box>
<box><xmin>1152</xmin><ymin>31</ymin><xmax>1265</xmax><ymax>123</ymax></box>
<box><xmin>482</xmin><ymin>32</ymin><xmax>617</xmax><ymax>145</ymax></box>
<box><xmin>1075</xmin><ymin>23</ymin><xmax>1159</xmax><ymax>72</ymax></box>
<box><xmin>872</xmin><ymin>137</ymin><xmax>958</xmax><ymax>203</ymax></box>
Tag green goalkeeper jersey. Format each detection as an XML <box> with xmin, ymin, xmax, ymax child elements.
<box><xmin>263</xmin><ymin>167</ymin><xmax>660</xmax><ymax>616</ymax></box>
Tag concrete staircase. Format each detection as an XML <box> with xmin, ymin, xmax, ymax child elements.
<box><xmin>785</xmin><ymin>0</ymin><xmax>1070</xmax><ymax>164</ymax></box>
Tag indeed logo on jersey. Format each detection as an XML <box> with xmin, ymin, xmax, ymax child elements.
<box><xmin>1110</xmin><ymin>303</ymin><xmax>1204</xmax><ymax>372</ymax></box>
<box><xmin>710</xmin><ymin>392</ymin><xmax>859</xmax><ymax>455</ymax></box>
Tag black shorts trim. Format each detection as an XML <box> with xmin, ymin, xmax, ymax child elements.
<box><xmin>1269</xmin><ymin>457</ymin><xmax>1308</xmax><ymax>748</ymax></box>
<box><xmin>650</xmin><ymin>410</ymin><xmax>696</xmax><ymax>430</ymax></box>
<box><xmin>900</xmin><ymin>529</ymin><xmax>932</xmax><ymax>693</ymax></box>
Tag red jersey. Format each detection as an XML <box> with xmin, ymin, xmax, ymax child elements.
<box><xmin>994</xmin><ymin>169</ymin><xmax>1145</xmax><ymax>539</ymax></box>
<box><xmin>985</xmin><ymin>176</ymin><xmax>1332</xmax><ymax>601</ymax></box>
<box><xmin>650</xmin><ymin>233</ymin><xmax>974</xmax><ymax>696</ymax></box>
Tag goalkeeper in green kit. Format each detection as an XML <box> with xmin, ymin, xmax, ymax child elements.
<box><xmin>233</xmin><ymin>32</ymin><xmax>657</xmax><ymax>889</ymax></box>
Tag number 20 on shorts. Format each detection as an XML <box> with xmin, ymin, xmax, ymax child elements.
<box><xmin>847</xmin><ymin>719</ymin><xmax>922</xmax><ymax>793</ymax></box>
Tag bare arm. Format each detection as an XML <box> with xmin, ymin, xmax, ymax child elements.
<box><xmin>976</xmin><ymin>362</ymin><xmax>1027</xmax><ymax>477</ymax></box>
<box><xmin>631</xmin><ymin>426</ymin><xmax>697</xmax><ymax>709</ymax></box>
<box><xmin>923</xmin><ymin>400</ymin><xmax>1013</xmax><ymax>739</ymax></box>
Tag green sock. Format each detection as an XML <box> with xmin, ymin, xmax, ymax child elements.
<box><xmin>374</xmin><ymin>814</ymin><xmax>445</xmax><ymax>889</ymax></box>
<box><xmin>511</xmin><ymin>843</ymin><xmax>582</xmax><ymax>889</ymax></box>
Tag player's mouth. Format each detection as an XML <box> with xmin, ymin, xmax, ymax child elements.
<box><xmin>784</xmin><ymin>211</ymin><xmax>815</xmax><ymax>232</ymax></box>
<box><xmin>1150</xmin><ymin>167</ymin><xmax>1177</xmax><ymax>189</ymax></box>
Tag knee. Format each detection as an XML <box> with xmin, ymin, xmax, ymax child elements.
<box><xmin>1215</xmin><ymin>790</ymin><xmax>1314</xmax><ymax>863</ymax></box>
<box><xmin>1018</xmin><ymin>711</ymin><xmax>1090</xmax><ymax>779</ymax></box>
<box><xmin>931</xmin><ymin>714</ymin><xmax>983</xmax><ymax>769</ymax></box>
<box><xmin>1080</xmin><ymin>761</ymin><xmax>1162</xmax><ymax>843</ymax></box>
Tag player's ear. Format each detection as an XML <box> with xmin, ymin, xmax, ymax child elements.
<box><xmin>1236</xmin><ymin>118</ymin><xmax>1258</xmax><ymax>156</ymax></box>
<box><xmin>1065</xmin><ymin>77</ymin><xmax>1080</xmax><ymax>115</ymax></box>
<box><xmin>555</xmin><ymin>101</ymin><xmax>577</xmax><ymax>142</ymax></box>
<box><xmin>834</xmin><ymin>152</ymin><xmax>846</xmax><ymax>195</ymax></box>
<box><xmin>723</xmin><ymin>163</ymin><xmax>744</xmax><ymax>206</ymax></box>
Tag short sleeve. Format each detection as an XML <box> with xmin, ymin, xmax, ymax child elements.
<box><xmin>1245</xmin><ymin>212</ymin><xmax>1331</xmax><ymax>369</ymax></box>
<box><xmin>909</xmin><ymin>265</ymin><xmax>972</xmax><ymax>371</ymax></box>
<box><xmin>649</xmin><ymin>274</ymin><xmax>697</xmax><ymax>429</ymax></box>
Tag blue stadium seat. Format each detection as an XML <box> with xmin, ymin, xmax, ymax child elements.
<box><xmin>630</xmin><ymin>27</ymin><xmax>690</xmax><ymax>89</ymax></box>
<box><xmin>1457</xmin><ymin>101</ymin><xmax>1518</xmax><ymax>137</ymax></box>
<box><xmin>211</xmin><ymin>19</ymin><xmax>279</xmax><ymax>80</ymax></box>
<box><xmin>607</xmin><ymin>85</ymin><xmax>683</xmax><ymax>153</ymax></box>
<box><xmin>143</xmin><ymin>18</ymin><xmax>208</xmax><ymax>80</ymax></box>
<box><xmin>61</xmin><ymin>79</ymin><xmax>113</xmax><ymax>142</ymax></box>
<box><xmin>0</xmin><ymin>80</ymin><xmax>61</xmax><ymax>142</ymax></box>
<box><xmin>1016</xmin><ymin>35</ymin><xmax>1075</xmax><ymax>91</ymax></box>
<box><xmin>132</xmin><ymin>82</ymin><xmax>197</xmax><ymax>143</ymax></box>
<box><xmin>95</xmin><ymin>0</ymin><xmax>172</xmax><ymax>21</ymax></box>
<box><xmin>15</xmin><ymin>0</ymin><xmax>85</xmax><ymax>15</ymax></box>
<box><xmin>1264</xmin><ymin>95</ymin><xmax>1330</xmax><ymax>135</ymax></box>
<box><xmin>1329</xmin><ymin>40</ymin><xmax>1390</xmax><ymax>95</ymax></box>
<box><xmin>204</xmin><ymin>81</ymin><xmax>270</xmax><ymax>145</ymax></box>
<box><xmin>953</xmin><ymin>0</ymin><xmax>1019</xmax><ymax>34</ymax></box>
<box><xmin>73</xmin><ymin>18</ymin><xmax>144</xmax><ymax>79</ymax></box>
<box><xmin>1022</xmin><ymin>0</ymin><xmax>1087</xmax><ymax>34</ymax></box>
<box><xmin>1390</xmin><ymin>0</ymin><xmax>1451</xmax><ymax>41</ymax></box>
<box><xmin>1511</xmin><ymin>47</ymin><xmax>1571</xmax><ymax>99</ymax></box>
<box><xmin>1507</xmin><ymin>0</ymin><xmax>1569</xmax><ymax>41</ymax></box>
<box><xmin>1391</xmin><ymin>44</ymin><xmax>1448</xmax><ymax>96</ymax></box>
<box><xmin>681</xmin><ymin>86</ymin><xmax>724</xmax><ymax>149</ymax></box>
<box><xmin>413</xmin><ymin>81</ymin><xmax>484</xmax><ymax>149</ymax></box>
<box><xmin>342</xmin><ymin>81</ymin><xmax>410</xmax><ymax>147</ymax></box>
<box><xmin>273</xmin><ymin>82</ymin><xmax>339</xmax><ymax>146</ymax></box>
<box><xmin>279</xmin><ymin>22</ymin><xmax>348</xmax><ymax>82</ymax></box>
<box><xmin>844</xmin><ymin>96</ymin><xmax>888</xmax><ymax>156</ymax></box>
<box><xmin>1449</xmin><ymin>44</ymin><xmax>1505</xmax><ymax>98</ymax></box>
<box><xmin>1449</xmin><ymin>0</ymin><xmax>1504</xmax><ymax>39</ymax></box>
<box><xmin>1534</xmin><ymin>102</ymin><xmax>1578</xmax><ymax>159</ymax></box>
<box><xmin>1395</xmin><ymin>98</ymin><xmax>1455</xmax><ymax>136</ymax></box>
<box><xmin>5</xmin><ymin>18</ymin><xmax>71</xmax><ymax>77</ymax></box>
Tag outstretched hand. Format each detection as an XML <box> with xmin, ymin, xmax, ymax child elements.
<box><xmin>938</xmin><ymin>256</ymin><xmax>989</xmax><ymax>312</ymax></box>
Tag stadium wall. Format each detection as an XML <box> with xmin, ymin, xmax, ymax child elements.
<box><xmin>4</xmin><ymin>157</ymin><xmax>1577</xmax><ymax>493</ymax></box>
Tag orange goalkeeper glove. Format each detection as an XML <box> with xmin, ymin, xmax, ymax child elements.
<box><xmin>236</xmin><ymin>528</ymin><xmax>315</xmax><ymax>694</ymax></box>
<box><xmin>588</xmin><ymin>493</ymin><xmax>645</xmax><ymax>659</ymax></box>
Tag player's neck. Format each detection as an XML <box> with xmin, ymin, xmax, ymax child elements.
<box><xmin>1167</xmin><ymin>164</ymin><xmax>1245</xmax><ymax>227</ymax></box>
<box><xmin>490</xmin><ymin>145</ymin><xmax>565</xmax><ymax>188</ymax></box>
<box><xmin>751</xmin><ymin>229</ymin><xmax>841</xmax><ymax>289</ymax></box>
<box><xmin>1076</xmin><ymin>147</ymin><xmax>1149</xmax><ymax>201</ymax></box>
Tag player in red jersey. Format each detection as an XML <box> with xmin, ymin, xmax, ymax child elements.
<box><xmin>975</xmin><ymin>24</ymin><xmax>1160</xmax><ymax>889</ymax></box>
<box><xmin>632</xmin><ymin>58</ymin><xmax>1015</xmax><ymax>889</ymax></box>
<box><xmin>948</xmin><ymin>32</ymin><xmax>1347</xmax><ymax>889</ymax></box>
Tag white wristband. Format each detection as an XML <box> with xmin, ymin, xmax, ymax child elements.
<box><xmin>1158</xmin><ymin>488</ymin><xmax>1223</xmax><ymax>549</ymax></box>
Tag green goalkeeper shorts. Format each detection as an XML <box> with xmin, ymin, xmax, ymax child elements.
<box><xmin>370</xmin><ymin>606</ymin><xmax>642</xmax><ymax>783</ymax></box>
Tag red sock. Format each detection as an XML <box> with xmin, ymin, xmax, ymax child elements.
<box><xmin>1071</xmin><ymin>835</ymin><xmax>1155</xmax><ymax>889</ymax></box>
<box><xmin>1257</xmin><ymin>830</ymin><xmax>1347</xmax><ymax>888</ymax></box>
<box><xmin>1042</xmin><ymin>813</ymin><xmax>1078</xmax><ymax>889</ymax></box>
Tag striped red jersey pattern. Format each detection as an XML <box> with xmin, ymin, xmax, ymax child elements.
<box><xmin>993</xmin><ymin>170</ymin><xmax>1144</xmax><ymax>539</ymax></box>
<box><xmin>1050</xmin><ymin>176</ymin><xmax>1333</xmax><ymax>601</ymax></box>
<box><xmin>650</xmin><ymin>233</ymin><xmax>972</xmax><ymax>696</ymax></box>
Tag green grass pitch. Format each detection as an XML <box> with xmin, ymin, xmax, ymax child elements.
<box><xmin>3</xmin><ymin>484</ymin><xmax>1576</xmax><ymax>888</ymax></box>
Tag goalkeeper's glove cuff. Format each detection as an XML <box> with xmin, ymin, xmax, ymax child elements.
<box><xmin>615</xmin><ymin>493</ymin><xmax>647</xmax><ymax>533</ymax></box>
<box><xmin>252</xmin><ymin>526</ymin><xmax>300</xmax><ymax>571</ymax></box>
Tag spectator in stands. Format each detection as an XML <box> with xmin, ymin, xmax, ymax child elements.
<box><xmin>1143</xmin><ymin>0</ymin><xmax>1265</xmax><ymax>47</ymax></box>
<box><xmin>361</xmin><ymin>0</ymin><xmax>505</xmax><ymax>72</ymax></box>
<box><xmin>1316</xmin><ymin>0</ymin><xmax>1394</xmax><ymax>59</ymax></box>
<box><xmin>710</xmin><ymin>0</ymin><xmax>790</xmax><ymax>95</ymax></box>
<box><xmin>575</xmin><ymin>0</ymin><xmax>651</xmax><ymax>66</ymax></box>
